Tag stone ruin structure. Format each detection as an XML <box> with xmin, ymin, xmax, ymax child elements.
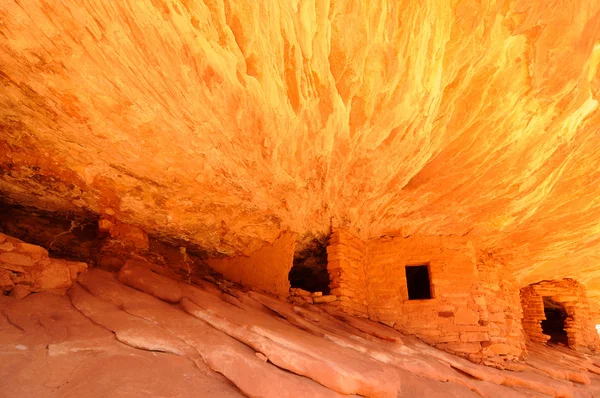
<box><xmin>3</xmin><ymin>209</ymin><xmax>596</xmax><ymax>366</ymax></box>
<box><xmin>200</xmin><ymin>227</ymin><xmax>600</xmax><ymax>364</ymax></box>
<box><xmin>324</xmin><ymin>229</ymin><xmax>527</xmax><ymax>362</ymax></box>
<box><xmin>521</xmin><ymin>279</ymin><xmax>600</xmax><ymax>353</ymax></box>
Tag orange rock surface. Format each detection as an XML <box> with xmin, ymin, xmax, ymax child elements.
<box><xmin>1</xmin><ymin>1</ymin><xmax>600</xmax><ymax>301</ymax></box>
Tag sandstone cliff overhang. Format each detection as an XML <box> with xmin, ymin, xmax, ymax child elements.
<box><xmin>1</xmin><ymin>1</ymin><xmax>599</xmax><ymax>303</ymax></box>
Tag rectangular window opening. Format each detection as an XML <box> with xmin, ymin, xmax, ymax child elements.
<box><xmin>405</xmin><ymin>265</ymin><xmax>432</xmax><ymax>300</ymax></box>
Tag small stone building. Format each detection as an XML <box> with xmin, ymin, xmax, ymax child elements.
<box><xmin>325</xmin><ymin>228</ymin><xmax>526</xmax><ymax>362</ymax></box>
<box><xmin>521</xmin><ymin>279</ymin><xmax>600</xmax><ymax>353</ymax></box>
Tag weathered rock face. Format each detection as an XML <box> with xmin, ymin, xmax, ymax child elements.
<box><xmin>1</xmin><ymin>1</ymin><xmax>600</xmax><ymax>298</ymax></box>
<box><xmin>206</xmin><ymin>231</ymin><xmax>296</xmax><ymax>298</ymax></box>
<box><xmin>0</xmin><ymin>233</ymin><xmax>87</xmax><ymax>296</ymax></box>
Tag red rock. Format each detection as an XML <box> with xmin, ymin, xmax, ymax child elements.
<box><xmin>330</xmin><ymin>287</ymin><xmax>356</xmax><ymax>297</ymax></box>
<box><xmin>2</xmin><ymin>266</ymin><xmax>599</xmax><ymax>398</ymax></box>
<box><xmin>485</xmin><ymin>343</ymin><xmax>523</xmax><ymax>356</ymax></box>
<box><xmin>290</xmin><ymin>288</ymin><xmax>311</xmax><ymax>297</ymax></box>
<box><xmin>106</xmin><ymin>222</ymin><xmax>149</xmax><ymax>251</ymax></box>
<box><xmin>181</xmin><ymin>284</ymin><xmax>400</xmax><ymax>397</ymax></box>
<box><xmin>76</xmin><ymin>269</ymin><xmax>348</xmax><ymax>398</ymax></box>
<box><xmin>69</xmin><ymin>284</ymin><xmax>201</xmax><ymax>360</ymax></box>
<box><xmin>0</xmin><ymin>242</ymin><xmax>15</xmax><ymax>251</ymax></box>
<box><xmin>454</xmin><ymin>308</ymin><xmax>480</xmax><ymax>325</ymax></box>
<box><xmin>314</xmin><ymin>295</ymin><xmax>338</xmax><ymax>304</ymax></box>
<box><xmin>18</xmin><ymin>243</ymin><xmax>49</xmax><ymax>257</ymax></box>
<box><xmin>10</xmin><ymin>284</ymin><xmax>32</xmax><ymax>300</ymax></box>
<box><xmin>317</xmin><ymin>305</ymin><xmax>403</xmax><ymax>343</ymax></box>
<box><xmin>67</xmin><ymin>261</ymin><xmax>88</xmax><ymax>281</ymax></box>
<box><xmin>205</xmin><ymin>232</ymin><xmax>296</xmax><ymax>298</ymax></box>
<box><xmin>0</xmin><ymin>270</ymin><xmax>15</xmax><ymax>292</ymax></box>
<box><xmin>98</xmin><ymin>218</ymin><xmax>114</xmax><ymax>234</ymax></box>
<box><xmin>118</xmin><ymin>261</ymin><xmax>182</xmax><ymax>303</ymax></box>
<box><xmin>35</xmin><ymin>261</ymin><xmax>72</xmax><ymax>290</ymax></box>
<box><xmin>438</xmin><ymin>342</ymin><xmax>482</xmax><ymax>354</ymax></box>
<box><xmin>0</xmin><ymin>292</ymin><xmax>241</xmax><ymax>398</ymax></box>
<box><xmin>0</xmin><ymin>263</ymin><xmax>25</xmax><ymax>273</ymax></box>
<box><xmin>255</xmin><ymin>352</ymin><xmax>268</xmax><ymax>362</ymax></box>
<box><xmin>0</xmin><ymin>253</ymin><xmax>35</xmax><ymax>267</ymax></box>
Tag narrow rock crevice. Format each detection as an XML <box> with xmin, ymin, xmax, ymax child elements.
<box><xmin>1</xmin><ymin>310</ymin><xmax>25</xmax><ymax>332</ymax></box>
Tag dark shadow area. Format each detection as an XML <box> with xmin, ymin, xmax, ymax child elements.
<box><xmin>542</xmin><ymin>296</ymin><xmax>569</xmax><ymax>345</ymax></box>
<box><xmin>288</xmin><ymin>237</ymin><xmax>330</xmax><ymax>294</ymax></box>
<box><xmin>0</xmin><ymin>201</ymin><xmax>101</xmax><ymax>262</ymax></box>
<box><xmin>0</xmin><ymin>202</ymin><xmax>213</xmax><ymax>278</ymax></box>
<box><xmin>405</xmin><ymin>265</ymin><xmax>432</xmax><ymax>300</ymax></box>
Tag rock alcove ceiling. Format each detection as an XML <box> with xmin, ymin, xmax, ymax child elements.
<box><xmin>1</xmin><ymin>1</ymin><xmax>600</xmax><ymax>298</ymax></box>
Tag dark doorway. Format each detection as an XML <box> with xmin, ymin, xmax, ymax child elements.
<box><xmin>541</xmin><ymin>297</ymin><xmax>569</xmax><ymax>345</ymax></box>
<box><xmin>288</xmin><ymin>238</ymin><xmax>330</xmax><ymax>294</ymax></box>
<box><xmin>405</xmin><ymin>265</ymin><xmax>432</xmax><ymax>300</ymax></box>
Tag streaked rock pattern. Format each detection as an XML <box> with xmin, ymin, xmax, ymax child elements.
<box><xmin>1</xmin><ymin>1</ymin><xmax>600</xmax><ymax>296</ymax></box>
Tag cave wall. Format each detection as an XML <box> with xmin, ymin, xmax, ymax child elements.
<box><xmin>521</xmin><ymin>279</ymin><xmax>600</xmax><ymax>353</ymax></box>
<box><xmin>0</xmin><ymin>205</ymin><xmax>101</xmax><ymax>263</ymax></box>
<box><xmin>205</xmin><ymin>232</ymin><xmax>296</xmax><ymax>298</ymax></box>
<box><xmin>1</xmin><ymin>0</ymin><xmax>600</xmax><ymax>302</ymax></box>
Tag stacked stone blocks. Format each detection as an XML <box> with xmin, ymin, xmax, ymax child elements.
<box><xmin>324</xmin><ymin>231</ymin><xmax>527</xmax><ymax>362</ymax></box>
<box><xmin>325</xmin><ymin>228</ymin><xmax>369</xmax><ymax>317</ymax></box>
<box><xmin>520</xmin><ymin>279</ymin><xmax>600</xmax><ymax>353</ymax></box>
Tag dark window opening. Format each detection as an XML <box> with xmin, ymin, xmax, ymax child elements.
<box><xmin>405</xmin><ymin>265</ymin><xmax>432</xmax><ymax>300</ymax></box>
<box><xmin>288</xmin><ymin>238</ymin><xmax>330</xmax><ymax>294</ymax></box>
<box><xmin>541</xmin><ymin>297</ymin><xmax>568</xmax><ymax>345</ymax></box>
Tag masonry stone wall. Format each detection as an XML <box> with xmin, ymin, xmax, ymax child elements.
<box><xmin>476</xmin><ymin>252</ymin><xmax>526</xmax><ymax>360</ymax></box>
<box><xmin>322</xmin><ymin>230</ymin><xmax>527</xmax><ymax>362</ymax></box>
<box><xmin>366</xmin><ymin>235</ymin><xmax>494</xmax><ymax>361</ymax></box>
<box><xmin>521</xmin><ymin>279</ymin><xmax>600</xmax><ymax>353</ymax></box>
<box><xmin>325</xmin><ymin>228</ymin><xmax>369</xmax><ymax>317</ymax></box>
